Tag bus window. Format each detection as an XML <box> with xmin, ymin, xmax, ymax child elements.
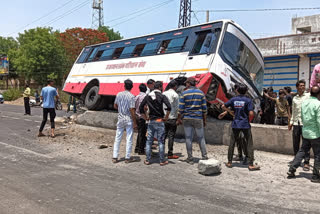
<box><xmin>158</xmin><ymin>40</ymin><xmax>171</xmax><ymax>54</ymax></box>
<box><xmin>77</xmin><ymin>48</ymin><xmax>91</xmax><ymax>63</ymax></box>
<box><xmin>191</xmin><ymin>31</ymin><xmax>216</xmax><ymax>55</ymax></box>
<box><xmin>165</xmin><ymin>37</ymin><xmax>187</xmax><ymax>53</ymax></box>
<box><xmin>120</xmin><ymin>46</ymin><xmax>135</xmax><ymax>58</ymax></box>
<box><xmin>87</xmin><ymin>47</ymin><xmax>99</xmax><ymax>62</ymax></box>
<box><xmin>112</xmin><ymin>47</ymin><xmax>124</xmax><ymax>59</ymax></box>
<box><xmin>99</xmin><ymin>48</ymin><xmax>115</xmax><ymax>61</ymax></box>
<box><xmin>141</xmin><ymin>42</ymin><xmax>159</xmax><ymax>56</ymax></box>
<box><xmin>133</xmin><ymin>44</ymin><xmax>146</xmax><ymax>57</ymax></box>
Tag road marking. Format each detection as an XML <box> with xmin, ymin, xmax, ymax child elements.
<box><xmin>10</xmin><ymin>117</ymin><xmax>19</xmax><ymax>120</ymax></box>
<box><xmin>0</xmin><ymin>142</ymin><xmax>52</xmax><ymax>159</ymax></box>
<box><xmin>24</xmin><ymin>119</ymin><xmax>32</xmax><ymax>122</ymax></box>
<box><xmin>35</xmin><ymin>121</ymin><xmax>42</xmax><ymax>123</ymax></box>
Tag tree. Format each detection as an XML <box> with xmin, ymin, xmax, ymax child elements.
<box><xmin>0</xmin><ymin>36</ymin><xmax>18</xmax><ymax>55</ymax></box>
<box><xmin>9</xmin><ymin>27</ymin><xmax>67</xmax><ymax>86</ymax></box>
<box><xmin>98</xmin><ymin>26</ymin><xmax>122</xmax><ymax>41</ymax></box>
<box><xmin>58</xmin><ymin>27</ymin><xmax>109</xmax><ymax>74</ymax></box>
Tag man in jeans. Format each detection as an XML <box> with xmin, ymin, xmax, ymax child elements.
<box><xmin>38</xmin><ymin>80</ymin><xmax>59</xmax><ymax>138</ymax></box>
<box><xmin>287</xmin><ymin>86</ymin><xmax>320</xmax><ymax>182</ymax></box>
<box><xmin>140</xmin><ymin>81</ymin><xmax>171</xmax><ymax>166</ymax></box>
<box><xmin>288</xmin><ymin>80</ymin><xmax>311</xmax><ymax>170</ymax></box>
<box><xmin>177</xmin><ymin>77</ymin><xmax>208</xmax><ymax>164</ymax></box>
<box><xmin>163</xmin><ymin>80</ymin><xmax>180</xmax><ymax>159</ymax></box>
<box><xmin>223</xmin><ymin>83</ymin><xmax>260</xmax><ymax>171</ymax></box>
<box><xmin>112</xmin><ymin>79</ymin><xmax>137</xmax><ymax>164</ymax></box>
<box><xmin>134</xmin><ymin>83</ymin><xmax>147</xmax><ymax>155</ymax></box>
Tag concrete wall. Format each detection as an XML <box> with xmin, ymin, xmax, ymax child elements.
<box><xmin>75</xmin><ymin>111</ymin><xmax>295</xmax><ymax>155</ymax></box>
<box><xmin>292</xmin><ymin>14</ymin><xmax>320</xmax><ymax>34</ymax></box>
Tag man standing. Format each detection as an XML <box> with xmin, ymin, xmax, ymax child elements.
<box><xmin>140</xmin><ymin>81</ymin><xmax>171</xmax><ymax>166</ymax></box>
<box><xmin>23</xmin><ymin>84</ymin><xmax>31</xmax><ymax>115</ymax></box>
<box><xmin>146</xmin><ymin>79</ymin><xmax>155</xmax><ymax>94</ymax></box>
<box><xmin>287</xmin><ymin>86</ymin><xmax>320</xmax><ymax>182</ymax></box>
<box><xmin>284</xmin><ymin>86</ymin><xmax>293</xmax><ymax>114</ymax></box>
<box><xmin>289</xmin><ymin>80</ymin><xmax>310</xmax><ymax>169</ymax></box>
<box><xmin>134</xmin><ymin>83</ymin><xmax>147</xmax><ymax>155</ymax></box>
<box><xmin>163</xmin><ymin>80</ymin><xmax>180</xmax><ymax>159</ymax></box>
<box><xmin>260</xmin><ymin>88</ymin><xmax>275</xmax><ymax>125</ymax></box>
<box><xmin>177</xmin><ymin>77</ymin><xmax>208</xmax><ymax>164</ymax></box>
<box><xmin>263</xmin><ymin>89</ymin><xmax>290</xmax><ymax>126</ymax></box>
<box><xmin>112</xmin><ymin>79</ymin><xmax>137</xmax><ymax>164</ymax></box>
<box><xmin>38</xmin><ymin>80</ymin><xmax>59</xmax><ymax>138</ymax></box>
<box><xmin>223</xmin><ymin>83</ymin><xmax>260</xmax><ymax>170</ymax></box>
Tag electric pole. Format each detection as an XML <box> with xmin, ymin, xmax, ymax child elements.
<box><xmin>206</xmin><ymin>10</ymin><xmax>209</xmax><ymax>22</ymax></box>
<box><xmin>178</xmin><ymin>0</ymin><xmax>191</xmax><ymax>28</ymax></box>
<box><xmin>92</xmin><ymin>0</ymin><xmax>104</xmax><ymax>29</ymax></box>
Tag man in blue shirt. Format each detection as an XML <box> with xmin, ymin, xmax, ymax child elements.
<box><xmin>223</xmin><ymin>83</ymin><xmax>260</xmax><ymax>171</ymax></box>
<box><xmin>38</xmin><ymin>80</ymin><xmax>59</xmax><ymax>138</ymax></box>
<box><xmin>177</xmin><ymin>77</ymin><xmax>208</xmax><ymax>164</ymax></box>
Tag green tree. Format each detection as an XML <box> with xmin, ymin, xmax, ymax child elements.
<box><xmin>9</xmin><ymin>27</ymin><xmax>67</xmax><ymax>86</ymax></box>
<box><xmin>98</xmin><ymin>26</ymin><xmax>123</xmax><ymax>41</ymax></box>
<box><xmin>0</xmin><ymin>36</ymin><xmax>18</xmax><ymax>55</ymax></box>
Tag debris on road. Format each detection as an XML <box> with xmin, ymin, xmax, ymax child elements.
<box><xmin>198</xmin><ymin>159</ymin><xmax>222</xmax><ymax>175</ymax></box>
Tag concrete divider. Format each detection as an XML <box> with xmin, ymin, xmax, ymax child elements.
<box><xmin>75</xmin><ymin>111</ymin><xmax>294</xmax><ymax>155</ymax></box>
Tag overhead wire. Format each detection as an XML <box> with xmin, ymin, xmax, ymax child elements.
<box><xmin>7</xmin><ymin>0</ymin><xmax>77</xmax><ymax>36</ymax></box>
<box><xmin>194</xmin><ymin>7</ymin><xmax>320</xmax><ymax>13</ymax></box>
<box><xmin>192</xmin><ymin>11</ymin><xmax>201</xmax><ymax>24</ymax></box>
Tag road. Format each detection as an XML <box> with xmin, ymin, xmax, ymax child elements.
<box><xmin>0</xmin><ymin>104</ymin><xmax>319</xmax><ymax>214</ymax></box>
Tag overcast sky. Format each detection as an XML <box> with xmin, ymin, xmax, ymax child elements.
<box><xmin>1</xmin><ymin>0</ymin><xmax>320</xmax><ymax>39</ymax></box>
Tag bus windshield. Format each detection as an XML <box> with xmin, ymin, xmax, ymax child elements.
<box><xmin>220</xmin><ymin>24</ymin><xmax>264</xmax><ymax>93</ymax></box>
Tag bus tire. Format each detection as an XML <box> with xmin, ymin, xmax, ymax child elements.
<box><xmin>85</xmin><ymin>86</ymin><xmax>101</xmax><ymax>110</ymax></box>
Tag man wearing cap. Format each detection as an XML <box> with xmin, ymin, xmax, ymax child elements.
<box><xmin>177</xmin><ymin>77</ymin><xmax>208</xmax><ymax>164</ymax></box>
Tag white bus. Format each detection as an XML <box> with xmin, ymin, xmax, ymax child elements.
<box><xmin>63</xmin><ymin>20</ymin><xmax>264</xmax><ymax>117</ymax></box>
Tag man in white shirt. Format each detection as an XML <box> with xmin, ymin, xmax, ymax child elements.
<box><xmin>163</xmin><ymin>80</ymin><xmax>180</xmax><ymax>159</ymax></box>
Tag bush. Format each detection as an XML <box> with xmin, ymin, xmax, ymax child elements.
<box><xmin>2</xmin><ymin>88</ymin><xmax>22</xmax><ymax>101</ymax></box>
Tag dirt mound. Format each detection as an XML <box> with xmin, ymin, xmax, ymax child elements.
<box><xmin>4</xmin><ymin>97</ymin><xmax>26</xmax><ymax>106</ymax></box>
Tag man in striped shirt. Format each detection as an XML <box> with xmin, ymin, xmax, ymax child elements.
<box><xmin>112</xmin><ymin>79</ymin><xmax>137</xmax><ymax>164</ymax></box>
<box><xmin>177</xmin><ymin>77</ymin><xmax>208</xmax><ymax>164</ymax></box>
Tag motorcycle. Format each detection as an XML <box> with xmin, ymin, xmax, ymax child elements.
<box><xmin>29</xmin><ymin>99</ymin><xmax>42</xmax><ymax>107</ymax></box>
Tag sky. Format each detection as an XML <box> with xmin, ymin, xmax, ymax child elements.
<box><xmin>1</xmin><ymin>0</ymin><xmax>320</xmax><ymax>40</ymax></box>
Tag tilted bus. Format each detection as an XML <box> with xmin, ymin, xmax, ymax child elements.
<box><xmin>63</xmin><ymin>20</ymin><xmax>264</xmax><ymax>117</ymax></box>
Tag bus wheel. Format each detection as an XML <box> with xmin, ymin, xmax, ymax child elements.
<box><xmin>85</xmin><ymin>86</ymin><xmax>101</xmax><ymax>110</ymax></box>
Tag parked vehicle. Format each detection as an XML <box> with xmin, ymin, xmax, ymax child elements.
<box><xmin>0</xmin><ymin>93</ymin><xmax>4</xmax><ymax>104</ymax></box>
<box><xmin>29</xmin><ymin>99</ymin><xmax>42</xmax><ymax>107</ymax></box>
<box><xmin>63</xmin><ymin>20</ymin><xmax>264</xmax><ymax>117</ymax></box>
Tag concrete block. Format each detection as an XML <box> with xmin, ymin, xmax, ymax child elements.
<box><xmin>76</xmin><ymin>111</ymin><xmax>118</xmax><ymax>130</ymax></box>
<box><xmin>198</xmin><ymin>159</ymin><xmax>221</xmax><ymax>175</ymax></box>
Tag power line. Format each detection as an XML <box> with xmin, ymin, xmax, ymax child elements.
<box><xmin>192</xmin><ymin>11</ymin><xmax>201</xmax><ymax>24</ymax></box>
<box><xmin>7</xmin><ymin>0</ymin><xmax>77</xmax><ymax>36</ymax></box>
<box><xmin>43</xmin><ymin>0</ymin><xmax>91</xmax><ymax>26</ymax></box>
<box><xmin>109</xmin><ymin>0</ymin><xmax>174</xmax><ymax>27</ymax></box>
<box><xmin>194</xmin><ymin>7</ymin><xmax>320</xmax><ymax>13</ymax></box>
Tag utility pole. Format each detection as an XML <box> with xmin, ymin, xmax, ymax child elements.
<box><xmin>92</xmin><ymin>0</ymin><xmax>104</xmax><ymax>29</ymax></box>
<box><xmin>178</xmin><ymin>0</ymin><xmax>191</xmax><ymax>28</ymax></box>
<box><xmin>206</xmin><ymin>10</ymin><xmax>209</xmax><ymax>22</ymax></box>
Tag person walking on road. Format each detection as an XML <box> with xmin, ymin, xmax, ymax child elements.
<box><xmin>23</xmin><ymin>84</ymin><xmax>31</xmax><ymax>115</ymax></box>
<box><xmin>38</xmin><ymin>80</ymin><xmax>59</xmax><ymax>138</ymax></box>
<box><xmin>222</xmin><ymin>83</ymin><xmax>260</xmax><ymax>171</ymax></box>
<box><xmin>288</xmin><ymin>80</ymin><xmax>311</xmax><ymax>170</ymax></box>
<box><xmin>163</xmin><ymin>80</ymin><xmax>180</xmax><ymax>159</ymax></box>
<box><xmin>140</xmin><ymin>81</ymin><xmax>171</xmax><ymax>166</ymax></box>
<box><xmin>177</xmin><ymin>77</ymin><xmax>208</xmax><ymax>164</ymax></box>
<box><xmin>112</xmin><ymin>79</ymin><xmax>137</xmax><ymax>164</ymax></box>
<box><xmin>287</xmin><ymin>86</ymin><xmax>320</xmax><ymax>182</ymax></box>
<box><xmin>134</xmin><ymin>83</ymin><xmax>147</xmax><ymax>155</ymax></box>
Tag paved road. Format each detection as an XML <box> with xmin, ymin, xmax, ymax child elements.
<box><xmin>0</xmin><ymin>104</ymin><xmax>314</xmax><ymax>214</ymax></box>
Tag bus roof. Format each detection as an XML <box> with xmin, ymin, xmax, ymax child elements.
<box><xmin>84</xmin><ymin>19</ymin><xmax>233</xmax><ymax>48</ymax></box>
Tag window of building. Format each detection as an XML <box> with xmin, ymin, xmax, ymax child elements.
<box><xmin>112</xmin><ymin>47</ymin><xmax>124</xmax><ymax>59</ymax></box>
<box><xmin>141</xmin><ymin>42</ymin><xmax>159</xmax><ymax>56</ymax></box>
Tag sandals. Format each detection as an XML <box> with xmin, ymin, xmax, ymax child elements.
<box><xmin>225</xmin><ymin>162</ymin><xmax>232</xmax><ymax>168</ymax></box>
<box><xmin>303</xmin><ymin>164</ymin><xmax>310</xmax><ymax>171</ymax></box>
<box><xmin>38</xmin><ymin>133</ymin><xmax>45</xmax><ymax>137</ymax></box>
<box><xmin>50</xmin><ymin>134</ymin><xmax>55</xmax><ymax>138</ymax></box>
<box><xmin>125</xmin><ymin>158</ymin><xmax>136</xmax><ymax>164</ymax></box>
<box><xmin>112</xmin><ymin>158</ymin><xmax>118</xmax><ymax>164</ymax></box>
<box><xmin>160</xmin><ymin>161</ymin><xmax>169</xmax><ymax>166</ymax></box>
<box><xmin>248</xmin><ymin>165</ymin><xmax>261</xmax><ymax>171</ymax></box>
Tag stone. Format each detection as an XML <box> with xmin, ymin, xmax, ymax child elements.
<box><xmin>198</xmin><ymin>159</ymin><xmax>221</xmax><ymax>175</ymax></box>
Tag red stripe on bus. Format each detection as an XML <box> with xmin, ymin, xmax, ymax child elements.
<box><xmin>63</xmin><ymin>82</ymin><xmax>87</xmax><ymax>94</ymax></box>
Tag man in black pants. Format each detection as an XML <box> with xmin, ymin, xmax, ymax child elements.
<box><xmin>134</xmin><ymin>83</ymin><xmax>147</xmax><ymax>155</ymax></box>
<box><xmin>38</xmin><ymin>80</ymin><xmax>59</xmax><ymax>138</ymax></box>
<box><xmin>287</xmin><ymin>86</ymin><xmax>320</xmax><ymax>182</ymax></box>
<box><xmin>23</xmin><ymin>84</ymin><xmax>31</xmax><ymax>115</ymax></box>
<box><xmin>223</xmin><ymin>83</ymin><xmax>260</xmax><ymax>171</ymax></box>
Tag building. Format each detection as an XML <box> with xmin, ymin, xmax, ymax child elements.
<box><xmin>254</xmin><ymin>14</ymin><xmax>320</xmax><ymax>92</ymax></box>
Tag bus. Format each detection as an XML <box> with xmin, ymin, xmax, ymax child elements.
<box><xmin>63</xmin><ymin>20</ymin><xmax>264</xmax><ymax>117</ymax></box>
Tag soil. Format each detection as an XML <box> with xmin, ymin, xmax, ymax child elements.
<box><xmin>36</xmin><ymin>122</ymin><xmax>320</xmax><ymax>213</ymax></box>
